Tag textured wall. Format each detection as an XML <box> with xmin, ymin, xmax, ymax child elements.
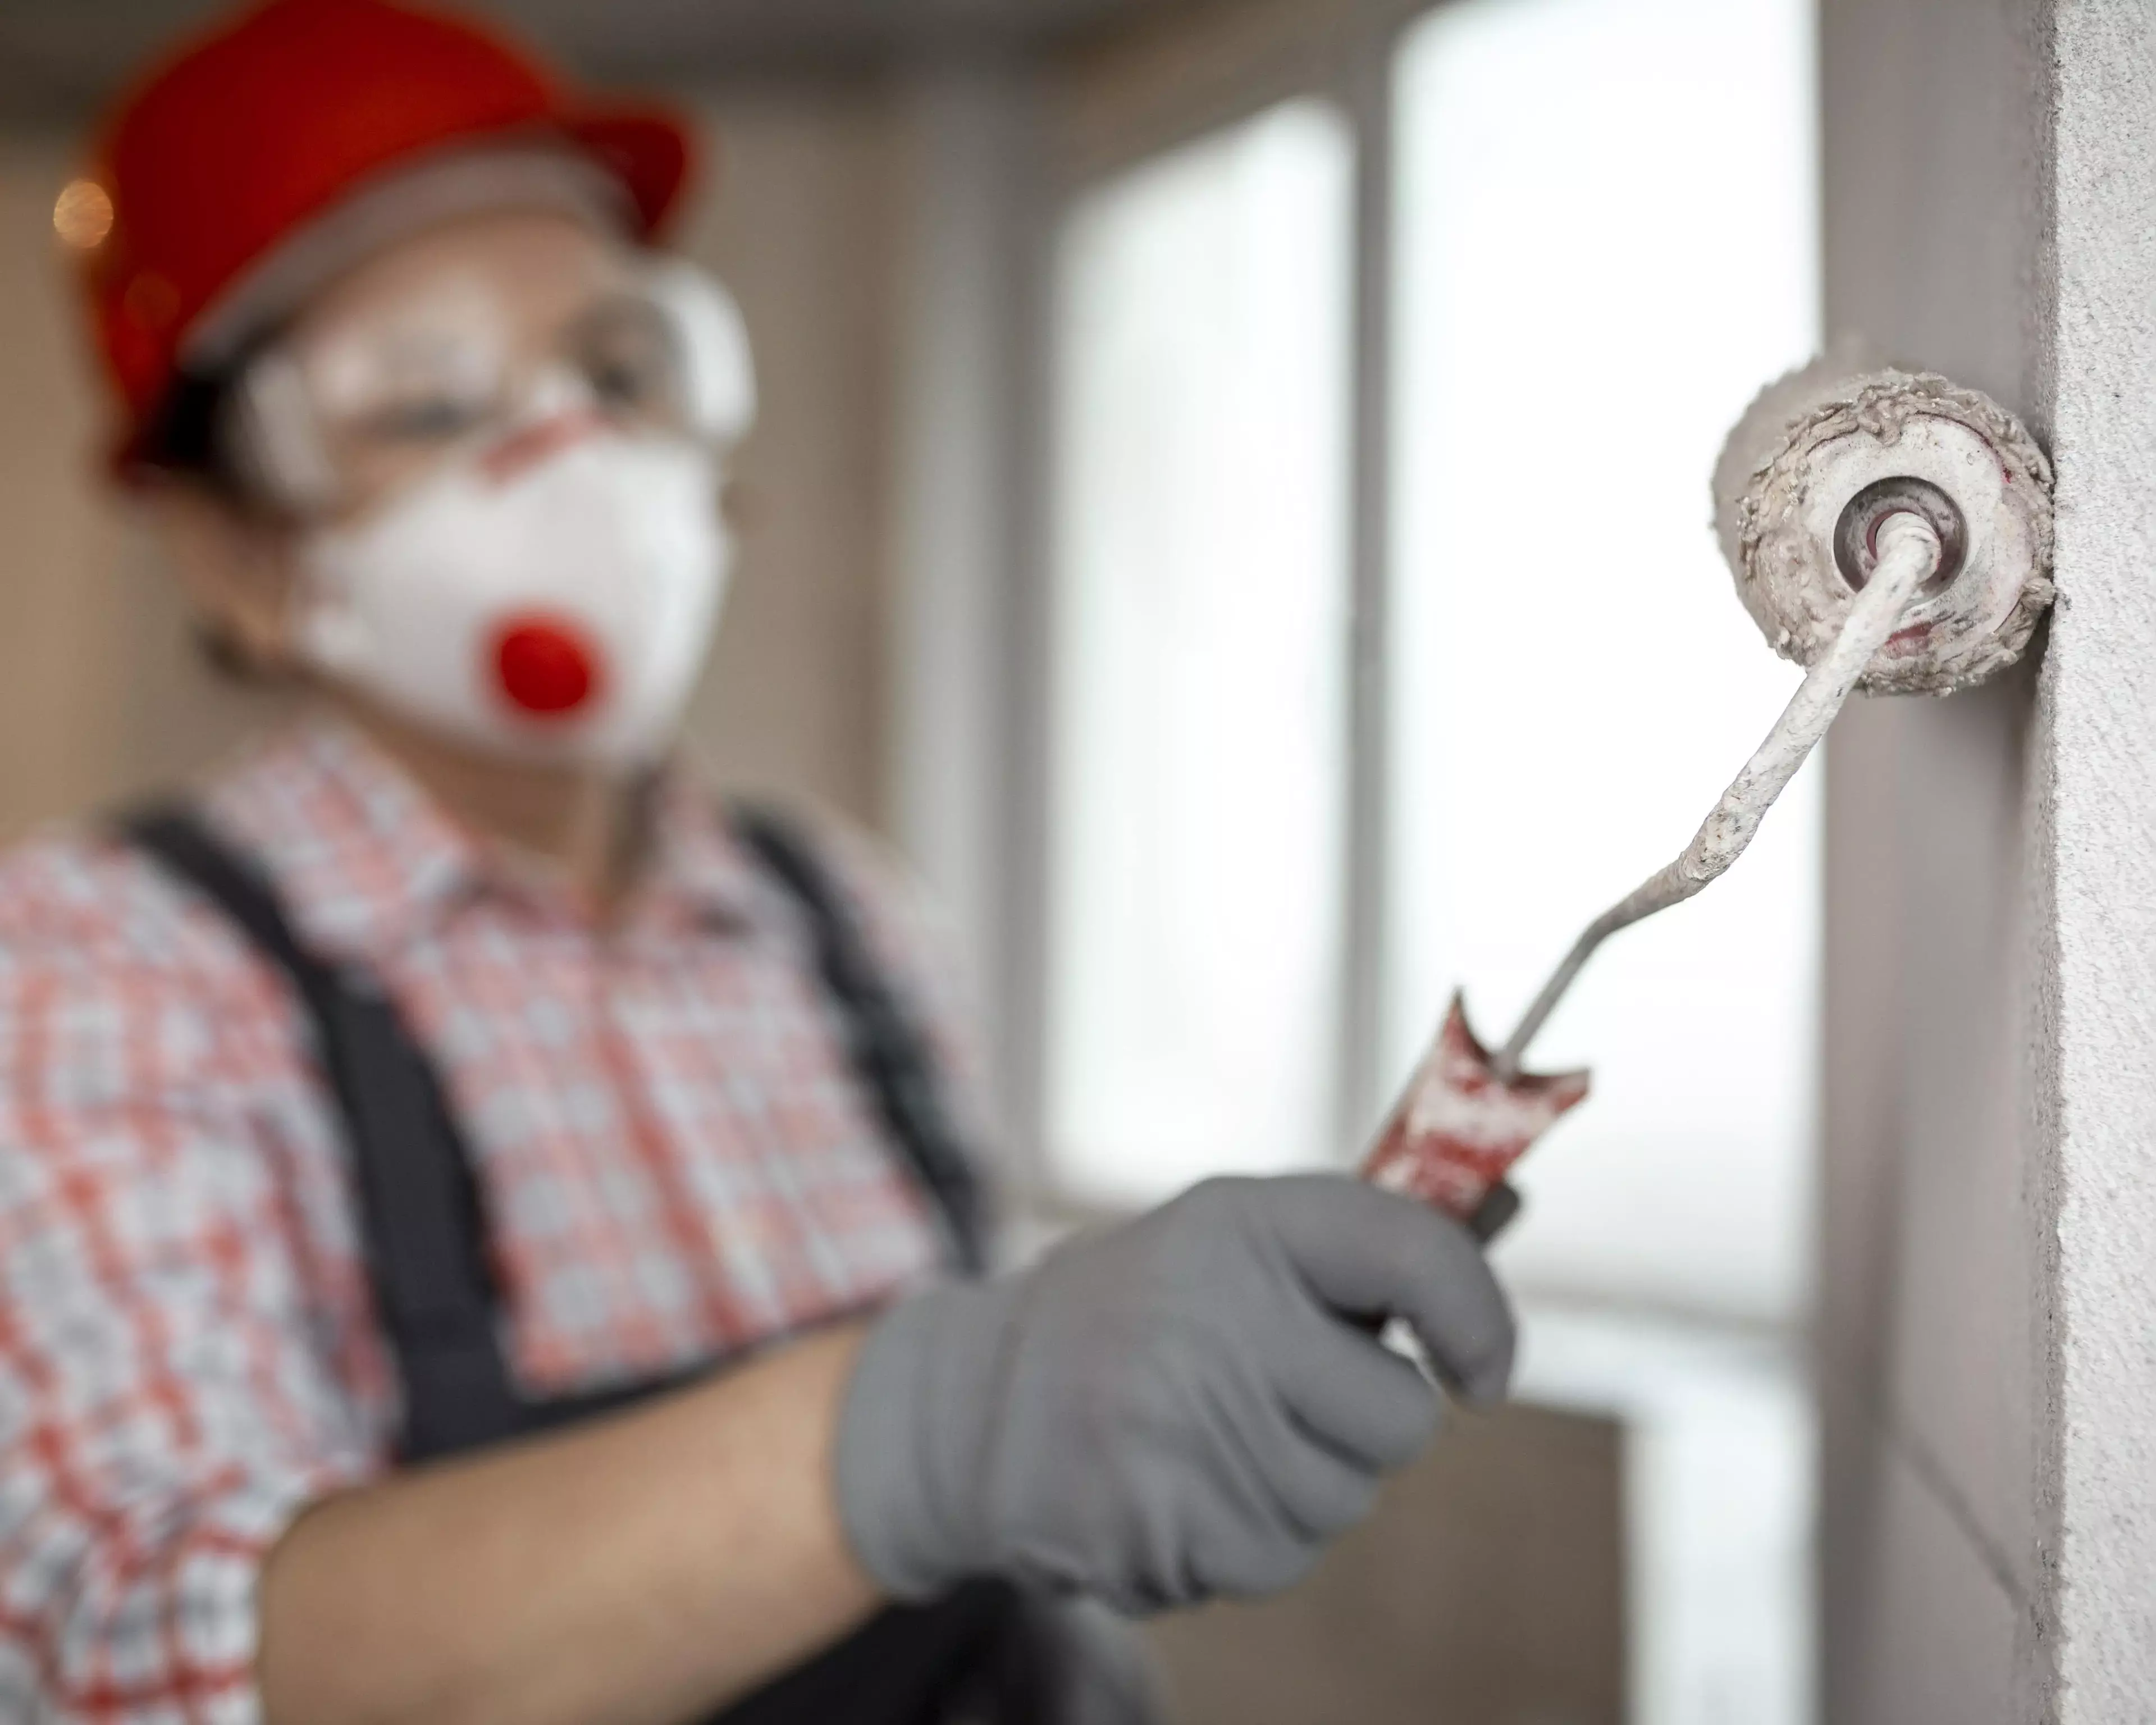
<box><xmin>1820</xmin><ymin>1</ymin><xmax>2156</xmax><ymax>1718</ymax></box>
<box><xmin>1817</xmin><ymin>6</ymin><xmax>2050</xmax><ymax>1715</ymax></box>
<box><xmin>2035</xmin><ymin>2</ymin><xmax>2156</xmax><ymax>1713</ymax></box>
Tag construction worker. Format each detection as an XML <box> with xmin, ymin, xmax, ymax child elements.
<box><xmin>0</xmin><ymin>1</ymin><xmax>1516</xmax><ymax>1719</ymax></box>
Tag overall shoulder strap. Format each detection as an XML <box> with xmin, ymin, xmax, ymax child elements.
<box><xmin>122</xmin><ymin>800</ymin><xmax>988</xmax><ymax>1452</ymax></box>
<box><xmin>119</xmin><ymin>805</ymin><xmax>526</xmax><ymax>1461</ymax></box>
<box><xmin>729</xmin><ymin>806</ymin><xmax>990</xmax><ymax>1277</ymax></box>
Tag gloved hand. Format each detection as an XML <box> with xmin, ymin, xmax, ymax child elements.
<box><xmin>834</xmin><ymin>1173</ymin><xmax>1514</xmax><ymax>1614</ymax></box>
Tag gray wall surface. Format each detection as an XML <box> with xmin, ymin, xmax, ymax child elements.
<box><xmin>1819</xmin><ymin>1</ymin><xmax>2156</xmax><ymax>1718</ymax></box>
<box><xmin>2034</xmin><ymin>3</ymin><xmax>2156</xmax><ymax>1713</ymax></box>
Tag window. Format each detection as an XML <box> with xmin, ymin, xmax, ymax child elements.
<box><xmin>1386</xmin><ymin>0</ymin><xmax>1822</xmax><ymax>1324</ymax></box>
<box><xmin>1042</xmin><ymin>101</ymin><xmax>1355</xmax><ymax>1209</ymax></box>
<box><xmin>1008</xmin><ymin>2</ymin><xmax>1821</xmax><ymax>1708</ymax></box>
<box><xmin>1034</xmin><ymin>0</ymin><xmax>1820</xmax><ymax>1329</ymax></box>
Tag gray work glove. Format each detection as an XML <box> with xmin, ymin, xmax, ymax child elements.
<box><xmin>835</xmin><ymin>1173</ymin><xmax>1514</xmax><ymax>1615</ymax></box>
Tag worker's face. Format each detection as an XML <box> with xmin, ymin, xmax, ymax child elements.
<box><xmin>163</xmin><ymin>208</ymin><xmax>747</xmax><ymax>769</ymax></box>
<box><xmin>168</xmin><ymin>210</ymin><xmax>647</xmax><ymax>659</ymax></box>
<box><xmin>276</xmin><ymin>210</ymin><xmax>687</xmax><ymax>526</ymax></box>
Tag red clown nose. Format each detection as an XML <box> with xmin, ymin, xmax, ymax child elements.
<box><xmin>491</xmin><ymin>614</ymin><xmax>602</xmax><ymax>717</ymax></box>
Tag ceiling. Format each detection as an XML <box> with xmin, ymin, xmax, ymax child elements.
<box><xmin>0</xmin><ymin>0</ymin><xmax>1230</xmax><ymax>121</ymax></box>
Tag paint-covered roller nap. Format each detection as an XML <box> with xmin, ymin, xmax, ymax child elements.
<box><xmin>1363</xmin><ymin>361</ymin><xmax>2055</xmax><ymax>1234</ymax></box>
<box><xmin>1712</xmin><ymin>358</ymin><xmax>2054</xmax><ymax>695</ymax></box>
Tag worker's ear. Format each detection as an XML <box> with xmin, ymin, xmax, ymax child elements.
<box><xmin>143</xmin><ymin>480</ymin><xmax>305</xmax><ymax>680</ymax></box>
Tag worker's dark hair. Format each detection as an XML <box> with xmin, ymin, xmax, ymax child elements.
<box><xmin>142</xmin><ymin>364</ymin><xmax>248</xmax><ymax>502</ymax></box>
<box><xmin>136</xmin><ymin>360</ymin><xmax>294</xmax><ymax>685</ymax></box>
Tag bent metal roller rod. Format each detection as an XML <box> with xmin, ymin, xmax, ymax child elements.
<box><xmin>1490</xmin><ymin>509</ymin><xmax>1939</xmax><ymax>1083</ymax></box>
<box><xmin>1363</xmin><ymin>360</ymin><xmax>2056</xmax><ymax>1232</ymax></box>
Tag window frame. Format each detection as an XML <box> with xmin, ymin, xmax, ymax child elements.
<box><xmin>994</xmin><ymin>1</ymin><xmax>1432</xmax><ymax>1224</ymax></box>
<box><xmin>889</xmin><ymin>6</ymin><xmax>1826</xmax><ymax>1713</ymax></box>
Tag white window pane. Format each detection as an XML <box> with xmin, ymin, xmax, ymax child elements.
<box><xmin>1045</xmin><ymin>102</ymin><xmax>1354</xmax><ymax>1209</ymax></box>
<box><xmin>1388</xmin><ymin>0</ymin><xmax>1820</xmax><ymax>1322</ymax></box>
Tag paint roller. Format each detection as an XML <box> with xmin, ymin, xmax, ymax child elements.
<box><xmin>1363</xmin><ymin>360</ymin><xmax>2055</xmax><ymax>1240</ymax></box>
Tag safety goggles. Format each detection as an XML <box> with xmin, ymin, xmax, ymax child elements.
<box><xmin>226</xmin><ymin>257</ymin><xmax>754</xmax><ymax>518</ymax></box>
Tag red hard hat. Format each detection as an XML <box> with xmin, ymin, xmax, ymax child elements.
<box><xmin>65</xmin><ymin>0</ymin><xmax>696</xmax><ymax>480</ymax></box>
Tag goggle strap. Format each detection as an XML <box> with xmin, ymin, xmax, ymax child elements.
<box><xmin>229</xmin><ymin>349</ymin><xmax>341</xmax><ymax>515</ymax></box>
<box><xmin>224</xmin><ymin>258</ymin><xmax>756</xmax><ymax>514</ymax></box>
<box><xmin>647</xmin><ymin>258</ymin><xmax>756</xmax><ymax>446</ymax></box>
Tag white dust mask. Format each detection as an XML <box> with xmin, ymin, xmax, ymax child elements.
<box><xmin>294</xmin><ymin>427</ymin><xmax>728</xmax><ymax>766</ymax></box>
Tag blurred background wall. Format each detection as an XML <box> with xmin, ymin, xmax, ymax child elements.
<box><xmin>0</xmin><ymin>131</ymin><xmax>134</xmax><ymax>833</ymax></box>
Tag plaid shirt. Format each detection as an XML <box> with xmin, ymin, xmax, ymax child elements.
<box><xmin>0</xmin><ymin>718</ymin><xmax>968</xmax><ymax>1722</ymax></box>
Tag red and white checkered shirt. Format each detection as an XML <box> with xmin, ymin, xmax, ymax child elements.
<box><xmin>0</xmin><ymin>717</ymin><xmax>971</xmax><ymax>1722</ymax></box>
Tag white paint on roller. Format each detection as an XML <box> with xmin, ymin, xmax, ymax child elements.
<box><xmin>1719</xmin><ymin>363</ymin><xmax>2054</xmax><ymax>694</ymax></box>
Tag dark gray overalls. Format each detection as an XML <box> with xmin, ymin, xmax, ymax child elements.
<box><xmin>125</xmin><ymin>804</ymin><xmax>1079</xmax><ymax>1724</ymax></box>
